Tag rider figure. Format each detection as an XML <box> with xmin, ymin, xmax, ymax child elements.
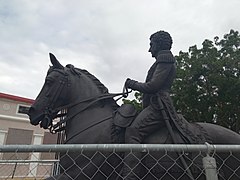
<box><xmin>121</xmin><ymin>30</ymin><xmax>177</xmax><ymax>179</ymax></box>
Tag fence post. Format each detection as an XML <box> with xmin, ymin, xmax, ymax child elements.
<box><xmin>202</xmin><ymin>154</ymin><xmax>218</xmax><ymax>180</ymax></box>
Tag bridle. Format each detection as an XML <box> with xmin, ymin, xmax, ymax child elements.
<box><xmin>31</xmin><ymin>69</ymin><xmax>69</xmax><ymax>129</ymax></box>
<box><xmin>35</xmin><ymin>68</ymin><xmax>131</xmax><ymax>133</ymax></box>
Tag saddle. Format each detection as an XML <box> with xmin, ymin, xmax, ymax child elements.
<box><xmin>113</xmin><ymin>104</ymin><xmax>138</xmax><ymax>128</ymax></box>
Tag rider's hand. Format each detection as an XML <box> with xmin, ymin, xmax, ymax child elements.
<box><xmin>125</xmin><ymin>78</ymin><xmax>137</xmax><ymax>89</ymax></box>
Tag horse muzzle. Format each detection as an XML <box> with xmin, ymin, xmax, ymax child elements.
<box><xmin>28</xmin><ymin>107</ymin><xmax>44</xmax><ymax>126</ymax></box>
<box><xmin>40</xmin><ymin>115</ymin><xmax>52</xmax><ymax>129</ymax></box>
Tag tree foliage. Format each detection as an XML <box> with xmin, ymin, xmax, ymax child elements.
<box><xmin>123</xmin><ymin>30</ymin><xmax>240</xmax><ymax>133</ymax></box>
<box><xmin>123</xmin><ymin>91</ymin><xmax>143</xmax><ymax>111</ymax></box>
<box><xmin>172</xmin><ymin>29</ymin><xmax>240</xmax><ymax>132</ymax></box>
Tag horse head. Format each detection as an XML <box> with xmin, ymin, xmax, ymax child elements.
<box><xmin>28</xmin><ymin>53</ymin><xmax>70</xmax><ymax>128</ymax></box>
<box><xmin>29</xmin><ymin>53</ymin><xmax>101</xmax><ymax>129</ymax></box>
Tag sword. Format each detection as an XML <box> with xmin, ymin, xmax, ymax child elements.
<box><xmin>158</xmin><ymin>96</ymin><xmax>194</xmax><ymax>180</ymax></box>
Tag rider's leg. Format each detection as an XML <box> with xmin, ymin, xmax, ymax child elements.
<box><xmin>120</xmin><ymin>105</ymin><xmax>164</xmax><ymax>180</ymax></box>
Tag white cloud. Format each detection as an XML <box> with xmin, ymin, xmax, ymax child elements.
<box><xmin>0</xmin><ymin>0</ymin><xmax>239</xmax><ymax>99</ymax></box>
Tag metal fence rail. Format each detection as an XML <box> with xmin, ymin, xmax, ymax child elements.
<box><xmin>0</xmin><ymin>143</ymin><xmax>240</xmax><ymax>180</ymax></box>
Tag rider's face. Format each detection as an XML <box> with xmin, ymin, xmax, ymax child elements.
<box><xmin>148</xmin><ymin>40</ymin><xmax>159</xmax><ymax>58</ymax></box>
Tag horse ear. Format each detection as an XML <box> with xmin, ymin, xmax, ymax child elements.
<box><xmin>49</xmin><ymin>53</ymin><xmax>64</xmax><ymax>69</ymax></box>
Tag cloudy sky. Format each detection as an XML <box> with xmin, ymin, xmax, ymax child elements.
<box><xmin>0</xmin><ymin>0</ymin><xmax>239</xmax><ymax>100</ymax></box>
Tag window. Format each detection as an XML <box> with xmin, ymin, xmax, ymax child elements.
<box><xmin>17</xmin><ymin>105</ymin><xmax>30</xmax><ymax>115</ymax></box>
<box><xmin>3</xmin><ymin>128</ymin><xmax>33</xmax><ymax>160</ymax></box>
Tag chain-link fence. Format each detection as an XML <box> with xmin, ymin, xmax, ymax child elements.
<box><xmin>0</xmin><ymin>144</ymin><xmax>240</xmax><ymax>180</ymax></box>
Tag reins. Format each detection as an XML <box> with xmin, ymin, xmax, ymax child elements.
<box><xmin>49</xmin><ymin>88</ymin><xmax>131</xmax><ymax>133</ymax></box>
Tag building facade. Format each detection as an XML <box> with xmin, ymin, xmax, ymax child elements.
<box><xmin>0</xmin><ymin>92</ymin><xmax>57</xmax><ymax>178</ymax></box>
<box><xmin>0</xmin><ymin>92</ymin><xmax>58</xmax><ymax>147</ymax></box>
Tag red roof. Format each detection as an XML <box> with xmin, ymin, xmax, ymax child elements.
<box><xmin>0</xmin><ymin>92</ymin><xmax>34</xmax><ymax>104</ymax></box>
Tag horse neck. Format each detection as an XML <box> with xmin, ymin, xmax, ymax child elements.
<box><xmin>64</xmin><ymin>99</ymin><xmax>117</xmax><ymax>143</ymax></box>
<box><xmin>63</xmin><ymin>71</ymin><xmax>117</xmax><ymax>142</ymax></box>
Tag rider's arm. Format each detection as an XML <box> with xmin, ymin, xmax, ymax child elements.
<box><xmin>126</xmin><ymin>63</ymin><xmax>174</xmax><ymax>93</ymax></box>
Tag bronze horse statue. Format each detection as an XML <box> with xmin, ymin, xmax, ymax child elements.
<box><xmin>28</xmin><ymin>53</ymin><xmax>240</xmax><ymax>180</ymax></box>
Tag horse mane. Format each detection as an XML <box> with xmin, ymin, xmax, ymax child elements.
<box><xmin>66</xmin><ymin>64</ymin><xmax>109</xmax><ymax>94</ymax></box>
<box><xmin>80</xmin><ymin>69</ymin><xmax>109</xmax><ymax>94</ymax></box>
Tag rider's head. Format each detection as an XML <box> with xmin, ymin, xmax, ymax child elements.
<box><xmin>149</xmin><ymin>31</ymin><xmax>173</xmax><ymax>58</ymax></box>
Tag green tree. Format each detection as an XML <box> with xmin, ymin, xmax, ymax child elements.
<box><xmin>172</xmin><ymin>29</ymin><xmax>240</xmax><ymax>132</ymax></box>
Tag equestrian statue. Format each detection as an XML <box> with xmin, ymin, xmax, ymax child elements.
<box><xmin>28</xmin><ymin>31</ymin><xmax>240</xmax><ymax>180</ymax></box>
